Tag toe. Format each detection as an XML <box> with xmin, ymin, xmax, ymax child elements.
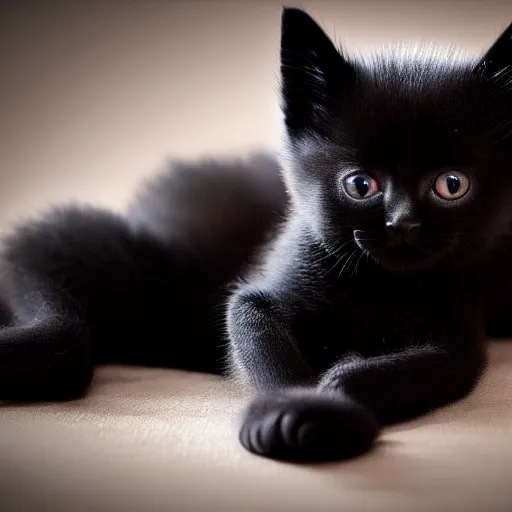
<box><xmin>239</xmin><ymin>390</ymin><xmax>379</xmax><ymax>462</ymax></box>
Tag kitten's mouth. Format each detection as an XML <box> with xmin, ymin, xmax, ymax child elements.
<box><xmin>378</xmin><ymin>247</ymin><xmax>432</xmax><ymax>272</ymax></box>
<box><xmin>353</xmin><ymin>230</ymin><xmax>437</xmax><ymax>272</ymax></box>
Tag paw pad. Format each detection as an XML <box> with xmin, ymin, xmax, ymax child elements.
<box><xmin>239</xmin><ymin>389</ymin><xmax>379</xmax><ymax>462</ymax></box>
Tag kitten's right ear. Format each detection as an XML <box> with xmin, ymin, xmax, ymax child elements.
<box><xmin>280</xmin><ymin>8</ymin><xmax>355</xmax><ymax>137</ymax></box>
<box><xmin>474</xmin><ymin>22</ymin><xmax>512</xmax><ymax>77</ymax></box>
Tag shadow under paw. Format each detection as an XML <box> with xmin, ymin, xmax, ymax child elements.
<box><xmin>239</xmin><ymin>388</ymin><xmax>379</xmax><ymax>463</ymax></box>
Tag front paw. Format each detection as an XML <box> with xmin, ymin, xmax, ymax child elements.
<box><xmin>239</xmin><ymin>388</ymin><xmax>379</xmax><ymax>463</ymax></box>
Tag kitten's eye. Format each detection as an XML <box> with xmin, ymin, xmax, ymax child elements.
<box><xmin>343</xmin><ymin>174</ymin><xmax>379</xmax><ymax>200</ymax></box>
<box><xmin>434</xmin><ymin>171</ymin><xmax>470</xmax><ymax>200</ymax></box>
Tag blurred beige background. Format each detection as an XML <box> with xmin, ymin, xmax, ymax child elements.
<box><xmin>1</xmin><ymin>0</ymin><xmax>511</xmax><ymax>230</ymax></box>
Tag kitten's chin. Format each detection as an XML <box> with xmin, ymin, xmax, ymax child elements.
<box><xmin>371</xmin><ymin>249</ymin><xmax>437</xmax><ymax>273</ymax></box>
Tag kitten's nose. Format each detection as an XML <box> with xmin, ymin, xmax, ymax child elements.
<box><xmin>385</xmin><ymin>219</ymin><xmax>421</xmax><ymax>247</ymax></box>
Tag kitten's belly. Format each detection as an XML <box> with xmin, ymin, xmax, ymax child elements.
<box><xmin>90</xmin><ymin>288</ymin><xmax>226</xmax><ymax>373</ymax></box>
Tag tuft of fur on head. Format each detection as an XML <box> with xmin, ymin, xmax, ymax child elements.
<box><xmin>356</xmin><ymin>41</ymin><xmax>477</xmax><ymax>73</ymax></box>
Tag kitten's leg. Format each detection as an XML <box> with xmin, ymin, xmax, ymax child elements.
<box><xmin>0</xmin><ymin>206</ymin><xmax>159</xmax><ymax>401</ymax></box>
<box><xmin>241</xmin><ymin>342</ymin><xmax>485</xmax><ymax>462</ymax></box>
<box><xmin>227</xmin><ymin>287</ymin><xmax>316</xmax><ymax>389</ymax></box>
<box><xmin>239</xmin><ymin>387</ymin><xmax>379</xmax><ymax>462</ymax></box>
<box><xmin>228</xmin><ymin>287</ymin><xmax>380</xmax><ymax>461</ymax></box>
<box><xmin>0</xmin><ymin>316</ymin><xmax>92</xmax><ymax>401</ymax></box>
<box><xmin>230</xmin><ymin>284</ymin><xmax>486</xmax><ymax>461</ymax></box>
<box><xmin>318</xmin><ymin>342</ymin><xmax>486</xmax><ymax>424</ymax></box>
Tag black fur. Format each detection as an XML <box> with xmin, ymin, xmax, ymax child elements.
<box><xmin>227</xmin><ymin>9</ymin><xmax>512</xmax><ymax>462</ymax></box>
<box><xmin>1</xmin><ymin>8</ymin><xmax>512</xmax><ymax>463</ymax></box>
<box><xmin>0</xmin><ymin>154</ymin><xmax>287</xmax><ymax>399</ymax></box>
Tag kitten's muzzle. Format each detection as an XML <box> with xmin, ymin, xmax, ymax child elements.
<box><xmin>385</xmin><ymin>220</ymin><xmax>421</xmax><ymax>248</ymax></box>
<box><xmin>353</xmin><ymin>228</ymin><xmax>432</xmax><ymax>272</ymax></box>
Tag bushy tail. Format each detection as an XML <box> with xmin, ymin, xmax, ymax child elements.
<box><xmin>0</xmin><ymin>151</ymin><xmax>289</xmax><ymax>400</ymax></box>
<box><xmin>126</xmin><ymin>152</ymin><xmax>289</xmax><ymax>283</ymax></box>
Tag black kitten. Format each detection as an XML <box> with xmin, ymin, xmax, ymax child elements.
<box><xmin>227</xmin><ymin>9</ymin><xmax>512</xmax><ymax>461</ymax></box>
<box><xmin>0</xmin><ymin>7</ymin><xmax>511</xmax><ymax>464</ymax></box>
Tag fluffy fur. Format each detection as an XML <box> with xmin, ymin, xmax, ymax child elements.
<box><xmin>228</xmin><ymin>9</ymin><xmax>512</xmax><ymax>461</ymax></box>
<box><xmin>1</xmin><ymin>8</ymin><xmax>512</xmax><ymax>463</ymax></box>
<box><xmin>0</xmin><ymin>154</ymin><xmax>287</xmax><ymax>399</ymax></box>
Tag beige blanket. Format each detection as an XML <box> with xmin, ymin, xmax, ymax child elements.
<box><xmin>1</xmin><ymin>341</ymin><xmax>511</xmax><ymax>511</ymax></box>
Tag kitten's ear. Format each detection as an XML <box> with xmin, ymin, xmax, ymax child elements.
<box><xmin>280</xmin><ymin>8</ymin><xmax>355</xmax><ymax>137</ymax></box>
<box><xmin>474</xmin><ymin>22</ymin><xmax>512</xmax><ymax>77</ymax></box>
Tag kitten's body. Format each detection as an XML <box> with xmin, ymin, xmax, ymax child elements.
<box><xmin>1</xmin><ymin>8</ymin><xmax>512</xmax><ymax>463</ymax></box>
<box><xmin>0</xmin><ymin>154</ymin><xmax>287</xmax><ymax>397</ymax></box>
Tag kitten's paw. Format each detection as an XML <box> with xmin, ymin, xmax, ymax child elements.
<box><xmin>239</xmin><ymin>388</ymin><xmax>379</xmax><ymax>462</ymax></box>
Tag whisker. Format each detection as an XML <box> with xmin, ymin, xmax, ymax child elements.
<box><xmin>338</xmin><ymin>248</ymin><xmax>359</xmax><ymax>280</ymax></box>
<box><xmin>316</xmin><ymin>238</ymin><xmax>355</xmax><ymax>263</ymax></box>
<box><xmin>351</xmin><ymin>250</ymin><xmax>366</xmax><ymax>276</ymax></box>
<box><xmin>323</xmin><ymin>245</ymin><xmax>354</xmax><ymax>277</ymax></box>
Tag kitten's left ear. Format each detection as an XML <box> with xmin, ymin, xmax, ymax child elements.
<box><xmin>280</xmin><ymin>8</ymin><xmax>355</xmax><ymax>137</ymax></box>
<box><xmin>474</xmin><ymin>22</ymin><xmax>512</xmax><ymax>77</ymax></box>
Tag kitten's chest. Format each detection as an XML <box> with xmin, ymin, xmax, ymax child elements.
<box><xmin>294</xmin><ymin>272</ymin><xmax>451</xmax><ymax>370</ymax></box>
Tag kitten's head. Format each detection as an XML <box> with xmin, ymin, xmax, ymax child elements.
<box><xmin>280</xmin><ymin>8</ymin><xmax>512</xmax><ymax>272</ymax></box>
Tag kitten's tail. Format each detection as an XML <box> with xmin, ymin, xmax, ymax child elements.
<box><xmin>0</xmin><ymin>151</ymin><xmax>289</xmax><ymax>400</ymax></box>
<box><xmin>126</xmin><ymin>151</ymin><xmax>289</xmax><ymax>281</ymax></box>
